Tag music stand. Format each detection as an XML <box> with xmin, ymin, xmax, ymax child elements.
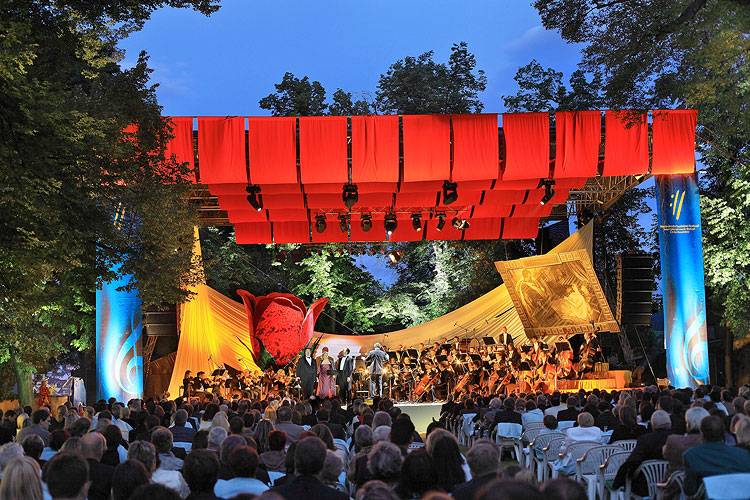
<box><xmin>211</xmin><ymin>368</ymin><xmax>226</xmax><ymax>377</ymax></box>
<box><xmin>556</xmin><ymin>342</ymin><xmax>571</xmax><ymax>351</ymax></box>
<box><xmin>387</xmin><ymin>351</ymin><xmax>399</xmax><ymax>363</ymax></box>
<box><xmin>482</xmin><ymin>337</ymin><xmax>496</xmax><ymax>345</ymax></box>
<box><xmin>520</xmin><ymin>346</ymin><xmax>532</xmax><ymax>353</ymax></box>
<box><xmin>407</xmin><ymin>349</ymin><xmax>418</xmax><ymax>359</ymax></box>
<box><xmin>436</xmin><ymin>355</ymin><xmax>447</xmax><ymax>364</ymax></box>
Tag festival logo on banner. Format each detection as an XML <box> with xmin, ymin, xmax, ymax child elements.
<box><xmin>656</xmin><ymin>173</ymin><xmax>709</xmax><ymax>388</ymax></box>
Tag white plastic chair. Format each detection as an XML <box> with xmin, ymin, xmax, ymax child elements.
<box><xmin>174</xmin><ymin>442</ymin><xmax>192</xmax><ymax>451</ymax></box>
<box><xmin>656</xmin><ymin>470</ymin><xmax>685</xmax><ymax>500</ymax></box>
<box><xmin>517</xmin><ymin>428</ymin><xmax>544</xmax><ymax>466</ymax></box>
<box><xmin>612</xmin><ymin>439</ymin><xmax>637</xmax><ymax>451</ymax></box>
<box><xmin>541</xmin><ymin>436</ymin><xmax>566</xmax><ymax>482</ymax></box>
<box><xmin>596</xmin><ymin>451</ymin><xmax>630</xmax><ymax>500</ymax></box>
<box><xmin>600</xmin><ymin>430</ymin><xmax>614</xmax><ymax>444</ymax></box>
<box><xmin>530</xmin><ymin>432</ymin><xmax>565</xmax><ymax>481</ymax></box>
<box><xmin>703</xmin><ymin>473</ymin><xmax>750</xmax><ymax>500</ymax></box>
<box><xmin>461</xmin><ymin>414</ymin><xmax>477</xmax><ymax>446</ymax></box>
<box><xmin>575</xmin><ymin>445</ymin><xmax>624</xmax><ymax>500</ymax></box>
<box><xmin>624</xmin><ymin>459</ymin><xmax>668</xmax><ymax>500</ymax></box>
<box><xmin>495</xmin><ymin>422</ymin><xmax>523</xmax><ymax>461</ymax></box>
<box><xmin>553</xmin><ymin>441</ymin><xmax>601</xmax><ymax>479</ymax></box>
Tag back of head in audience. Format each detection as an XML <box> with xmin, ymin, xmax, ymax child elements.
<box><xmin>111</xmin><ymin>459</ymin><xmax>149</xmax><ymax>500</ymax></box>
<box><xmin>295</xmin><ymin>436</ymin><xmax>327</xmax><ymax>475</ymax></box>
<box><xmin>390</xmin><ymin>417</ymin><xmax>414</xmax><ymax>447</ymax></box>
<box><xmin>228</xmin><ymin>446</ymin><xmax>258</xmax><ymax>478</ymax></box>
<box><xmin>21</xmin><ymin>434</ymin><xmax>44</xmax><ymax>460</ymax></box>
<box><xmin>477</xmin><ymin>479</ymin><xmax>545</xmax><ymax>500</ymax></box>
<box><xmin>685</xmin><ymin>407</ymin><xmax>710</xmax><ymax>433</ymax></box>
<box><xmin>0</xmin><ymin>456</ymin><xmax>42</xmax><ymax>500</ymax></box>
<box><xmin>45</xmin><ymin>453</ymin><xmax>90</xmax><ymax>500</ymax></box>
<box><xmin>127</xmin><ymin>483</ymin><xmax>181</xmax><ymax>500</ymax></box>
<box><xmin>466</xmin><ymin>440</ymin><xmax>500</xmax><ymax>478</ymax></box>
<box><xmin>398</xmin><ymin>448</ymin><xmax>437</xmax><ymax>496</ymax></box>
<box><xmin>127</xmin><ymin>441</ymin><xmax>157</xmax><ymax>474</ymax></box>
<box><xmin>650</xmin><ymin>410</ymin><xmax>671</xmax><ymax>430</ymax></box>
<box><xmin>541</xmin><ymin>478</ymin><xmax>587</xmax><ymax>500</ymax></box>
<box><xmin>322</xmin><ymin>450</ymin><xmax>344</xmax><ymax>483</ymax></box>
<box><xmin>700</xmin><ymin>415</ymin><xmax>725</xmax><ymax>442</ymax></box>
<box><xmin>183</xmin><ymin>449</ymin><xmax>220</xmax><ymax>493</ymax></box>
<box><xmin>367</xmin><ymin>442</ymin><xmax>403</xmax><ymax>484</ymax></box>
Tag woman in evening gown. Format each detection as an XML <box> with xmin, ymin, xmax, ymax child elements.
<box><xmin>317</xmin><ymin>347</ymin><xmax>335</xmax><ymax>398</ymax></box>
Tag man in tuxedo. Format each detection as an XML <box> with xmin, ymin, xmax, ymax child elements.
<box><xmin>365</xmin><ymin>343</ymin><xmax>388</xmax><ymax>398</ymax></box>
<box><xmin>296</xmin><ymin>348</ymin><xmax>317</xmax><ymax>400</ymax></box>
<box><xmin>497</xmin><ymin>326</ymin><xmax>513</xmax><ymax>346</ymax></box>
<box><xmin>335</xmin><ymin>348</ymin><xmax>354</xmax><ymax>404</ymax></box>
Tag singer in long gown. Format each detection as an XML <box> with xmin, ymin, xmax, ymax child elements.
<box><xmin>316</xmin><ymin>349</ymin><xmax>335</xmax><ymax>398</ymax></box>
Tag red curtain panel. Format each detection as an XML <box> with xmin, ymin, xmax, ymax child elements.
<box><xmin>425</xmin><ymin>217</ymin><xmax>463</xmax><ymax>241</ymax></box>
<box><xmin>471</xmin><ymin>204</ymin><xmax>514</xmax><ymax>219</ymax></box>
<box><xmin>267</xmin><ymin>209</ymin><xmax>309</xmax><ymax>222</ymax></box>
<box><xmin>481</xmin><ymin>190</ymin><xmax>528</xmax><ymax>206</ymax></box>
<box><xmin>164</xmin><ymin>117</ymin><xmax>196</xmax><ymax>182</ymax></box>
<box><xmin>272</xmin><ymin>222</ymin><xmax>311</xmax><ymax>244</ymax></box>
<box><xmin>261</xmin><ymin>193</ymin><xmax>305</xmax><ymax>209</ymax></box>
<box><xmin>402</xmin><ymin>115</ymin><xmax>451</xmax><ymax>182</ymax></box>
<box><xmin>351</xmin><ymin>115</ymin><xmax>400</xmax><ymax>183</ymax></box>
<box><xmin>602</xmin><ymin>110</ymin><xmax>649</xmax><ymax>176</ymax></box>
<box><xmin>651</xmin><ymin>110</ymin><xmax>698</xmax><ymax>174</ymax></box>
<box><xmin>350</xmin><ymin>213</ymin><xmax>386</xmax><ymax>242</ymax></box>
<box><xmin>299</xmin><ymin>116</ymin><xmax>348</xmax><ymax>184</ymax></box>
<box><xmin>234</xmin><ymin>222</ymin><xmax>273</xmax><ymax>244</ymax></box>
<box><xmin>227</xmin><ymin>210</ymin><xmax>268</xmax><ymax>224</ymax></box>
<box><xmin>197</xmin><ymin>117</ymin><xmax>247</xmax><ymax>184</ymax></box>
<box><xmin>501</xmin><ymin>112</ymin><xmax>549</xmax><ymax>181</ymax></box>
<box><xmin>463</xmin><ymin>218</ymin><xmax>503</xmax><ymax>240</ymax></box>
<box><xmin>501</xmin><ymin>218</ymin><xmax>540</xmax><ymax>239</ymax></box>
<box><xmin>248</xmin><ymin>116</ymin><xmax>297</xmax><ymax>185</ymax></box>
<box><xmin>554</xmin><ymin>111</ymin><xmax>601</xmax><ymax>179</ymax></box>
<box><xmin>452</xmin><ymin>114</ymin><xmax>500</xmax><ymax>182</ymax></box>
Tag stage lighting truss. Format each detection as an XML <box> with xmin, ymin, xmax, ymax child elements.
<box><xmin>384</xmin><ymin>214</ymin><xmax>398</xmax><ymax>235</ymax></box>
<box><xmin>435</xmin><ymin>212</ymin><xmax>447</xmax><ymax>231</ymax></box>
<box><xmin>342</xmin><ymin>183</ymin><xmax>359</xmax><ymax>208</ymax></box>
<box><xmin>442</xmin><ymin>180</ymin><xmax>458</xmax><ymax>205</ymax></box>
<box><xmin>245</xmin><ymin>184</ymin><xmax>263</xmax><ymax>211</ymax></box>
<box><xmin>360</xmin><ymin>214</ymin><xmax>373</xmax><ymax>232</ymax></box>
<box><xmin>411</xmin><ymin>213</ymin><xmax>422</xmax><ymax>232</ymax></box>
<box><xmin>315</xmin><ymin>214</ymin><xmax>327</xmax><ymax>233</ymax></box>
<box><xmin>540</xmin><ymin>180</ymin><xmax>555</xmax><ymax>205</ymax></box>
<box><xmin>452</xmin><ymin>216</ymin><xmax>470</xmax><ymax>231</ymax></box>
<box><xmin>338</xmin><ymin>214</ymin><xmax>350</xmax><ymax>233</ymax></box>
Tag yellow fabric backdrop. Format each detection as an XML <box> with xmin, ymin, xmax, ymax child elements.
<box><xmin>166</xmin><ymin>222</ymin><xmax>593</xmax><ymax>397</ymax></box>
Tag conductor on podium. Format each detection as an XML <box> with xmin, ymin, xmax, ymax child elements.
<box><xmin>365</xmin><ymin>343</ymin><xmax>388</xmax><ymax>398</ymax></box>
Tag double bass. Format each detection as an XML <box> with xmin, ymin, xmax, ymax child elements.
<box><xmin>452</xmin><ymin>372</ymin><xmax>472</xmax><ymax>395</ymax></box>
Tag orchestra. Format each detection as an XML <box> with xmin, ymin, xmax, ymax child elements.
<box><xmin>179</xmin><ymin>330</ymin><xmax>605</xmax><ymax>402</ymax></box>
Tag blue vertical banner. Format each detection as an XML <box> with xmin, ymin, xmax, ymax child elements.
<box><xmin>96</xmin><ymin>265</ymin><xmax>143</xmax><ymax>401</ymax></box>
<box><xmin>656</xmin><ymin>173</ymin><xmax>710</xmax><ymax>388</ymax></box>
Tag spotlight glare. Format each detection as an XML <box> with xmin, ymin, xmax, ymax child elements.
<box><xmin>411</xmin><ymin>213</ymin><xmax>422</xmax><ymax>232</ymax></box>
<box><xmin>384</xmin><ymin>214</ymin><xmax>397</xmax><ymax>235</ymax></box>
<box><xmin>360</xmin><ymin>214</ymin><xmax>372</xmax><ymax>232</ymax></box>
<box><xmin>342</xmin><ymin>184</ymin><xmax>359</xmax><ymax>208</ymax></box>
<box><xmin>442</xmin><ymin>181</ymin><xmax>458</xmax><ymax>205</ymax></box>
<box><xmin>388</xmin><ymin>249</ymin><xmax>404</xmax><ymax>263</ymax></box>
<box><xmin>315</xmin><ymin>215</ymin><xmax>327</xmax><ymax>233</ymax></box>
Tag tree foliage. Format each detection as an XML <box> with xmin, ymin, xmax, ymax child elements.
<box><xmin>259</xmin><ymin>72</ymin><xmax>371</xmax><ymax>116</ymax></box>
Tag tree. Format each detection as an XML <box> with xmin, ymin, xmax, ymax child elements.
<box><xmin>258</xmin><ymin>72</ymin><xmax>329</xmax><ymax>116</ymax></box>
<box><xmin>0</xmin><ymin>0</ymin><xmax>216</xmax><ymax>402</ymax></box>
<box><xmin>376</xmin><ymin>41</ymin><xmax>487</xmax><ymax>114</ymax></box>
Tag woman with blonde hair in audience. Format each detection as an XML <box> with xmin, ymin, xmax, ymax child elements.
<box><xmin>210</xmin><ymin>411</ymin><xmax>230</xmax><ymax>432</ymax></box>
<box><xmin>0</xmin><ymin>456</ymin><xmax>43</xmax><ymax>500</ymax></box>
<box><xmin>60</xmin><ymin>436</ymin><xmax>83</xmax><ymax>454</ymax></box>
<box><xmin>734</xmin><ymin>415</ymin><xmax>750</xmax><ymax>451</ymax></box>
<box><xmin>263</xmin><ymin>407</ymin><xmax>277</xmax><ymax>424</ymax></box>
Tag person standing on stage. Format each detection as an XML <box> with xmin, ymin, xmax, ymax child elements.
<box><xmin>295</xmin><ymin>347</ymin><xmax>317</xmax><ymax>399</ymax></box>
<box><xmin>335</xmin><ymin>348</ymin><xmax>354</xmax><ymax>403</ymax></box>
<box><xmin>317</xmin><ymin>347</ymin><xmax>336</xmax><ymax>399</ymax></box>
<box><xmin>365</xmin><ymin>343</ymin><xmax>388</xmax><ymax>398</ymax></box>
<box><xmin>498</xmin><ymin>326</ymin><xmax>513</xmax><ymax>346</ymax></box>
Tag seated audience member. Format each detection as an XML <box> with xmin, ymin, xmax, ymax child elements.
<box><xmin>0</xmin><ymin>443</ymin><xmax>24</xmax><ymax>480</ymax></box>
<box><xmin>321</xmin><ymin>450</ymin><xmax>346</xmax><ymax>493</ymax></box>
<box><xmin>393</xmin><ymin>449</ymin><xmax>438</xmax><ymax>498</ymax></box>
<box><xmin>452</xmin><ymin>440</ymin><xmax>499</xmax><ymax>500</ymax></box>
<box><xmin>367</xmin><ymin>441</ymin><xmax>403</xmax><ymax>486</ymax></box>
<box><xmin>192</xmin><ymin>429</ymin><xmax>209</xmax><ymax>450</ymax></box>
<box><xmin>274</xmin><ymin>406</ymin><xmax>303</xmax><ymax>443</ymax></box>
<box><xmin>79</xmin><ymin>431</ymin><xmax>114</xmax><ymax>500</ymax></box>
<box><xmin>663</xmin><ymin>407</ymin><xmax>710</xmax><ymax>473</ymax></box>
<box><xmin>128</xmin><ymin>483</ymin><xmax>181</xmax><ymax>500</ymax></box>
<box><xmin>348</xmin><ymin>425</ymin><xmax>375</xmax><ymax>490</ymax></box>
<box><xmin>521</xmin><ymin>401</ymin><xmax>544</xmax><ymax>427</ymax></box>
<box><xmin>541</xmin><ymin>477</ymin><xmax>587</xmax><ymax>500</ymax></box>
<box><xmin>545</xmin><ymin>394</ymin><xmax>567</xmax><ymax>418</ymax></box>
<box><xmin>43</xmin><ymin>429</ymin><xmax>69</xmax><ymax>461</ymax></box>
<box><xmin>390</xmin><ymin>417</ymin><xmax>414</xmax><ymax>457</ymax></box>
<box><xmin>45</xmin><ymin>453</ymin><xmax>91</xmax><ymax>500</ymax></box>
<box><xmin>555</xmin><ymin>412</ymin><xmax>601</xmax><ymax>476</ymax></box>
<box><xmin>170</xmin><ymin>409</ymin><xmax>196</xmax><ymax>444</ymax></box>
<box><xmin>270</xmin><ymin>436</ymin><xmax>349</xmax><ymax>500</ymax></box>
<box><xmin>272</xmin><ymin>440</ymin><xmax>299</xmax><ymax>488</ymax></box>
<box><xmin>491</xmin><ymin>398</ymin><xmax>522</xmax><ymax>428</ymax></box>
<box><xmin>214</xmin><ymin>446</ymin><xmax>268</xmax><ymax>497</ymax></box>
<box><xmin>476</xmin><ymin>479</ymin><xmax>545</xmax><ymax>500</ymax></box>
<box><xmin>254</xmin><ymin>419</ymin><xmax>274</xmax><ymax>454</ymax></box>
<box><xmin>0</xmin><ymin>455</ymin><xmax>43</xmax><ymax>500</ymax></box>
<box><xmin>613</xmin><ymin>410</ymin><xmax>673</xmax><ymax>496</ymax></box>
<box><xmin>735</xmin><ymin>416</ymin><xmax>750</xmax><ymax>451</ymax></box>
<box><xmin>184</xmin><ymin>449</ymin><xmax>222</xmax><ymax>500</ymax></box>
<box><xmin>219</xmin><ymin>434</ymin><xmax>248</xmax><ymax>480</ymax></box>
<box><xmin>111</xmin><ymin>459</ymin><xmax>150</xmax><ymax>500</ymax></box>
<box><xmin>425</xmin><ymin>429</ymin><xmax>466</xmax><ymax>493</ymax></box>
<box><xmin>357</xmin><ymin>479</ymin><xmax>400</xmax><ymax>500</ymax></box>
<box><xmin>594</xmin><ymin>402</ymin><xmax>619</xmax><ymax>431</ymax></box>
<box><xmin>556</xmin><ymin>397</ymin><xmax>580</xmax><ymax>422</ymax></box>
<box><xmin>60</xmin><ymin>436</ymin><xmax>82</xmax><ymax>454</ymax></box>
<box><xmin>608</xmin><ymin>406</ymin><xmax>648</xmax><ymax>443</ymax></box>
<box><xmin>100</xmin><ymin>424</ymin><xmax>125</xmax><ymax>467</ymax></box>
<box><xmin>17</xmin><ymin>409</ymin><xmax>51</xmax><ymax>447</ymax></box>
<box><xmin>260</xmin><ymin>430</ymin><xmax>287</xmax><ymax>473</ymax></box>
<box><xmin>207</xmin><ymin>427</ymin><xmax>228</xmax><ymax>452</ymax></box>
<box><xmin>129</xmin><ymin>439</ymin><xmax>190</xmax><ymax>498</ymax></box>
<box><xmin>533</xmin><ymin>415</ymin><xmax>560</xmax><ymax>458</ymax></box>
<box><xmin>151</xmin><ymin>426</ymin><xmax>183</xmax><ymax>471</ymax></box>
<box><xmin>21</xmin><ymin>434</ymin><xmax>46</xmax><ymax>467</ymax></box>
<box><xmin>683</xmin><ymin>415</ymin><xmax>750</xmax><ymax>496</ymax></box>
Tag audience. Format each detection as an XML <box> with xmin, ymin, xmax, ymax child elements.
<box><xmin>0</xmin><ymin>455</ymin><xmax>43</xmax><ymax>500</ymax></box>
<box><xmin>214</xmin><ymin>446</ymin><xmax>268</xmax><ymax>497</ymax></box>
<box><xmin>271</xmin><ymin>436</ymin><xmax>349</xmax><ymax>500</ymax></box>
<box><xmin>45</xmin><ymin>453</ymin><xmax>90</xmax><ymax>500</ymax></box>
<box><xmin>452</xmin><ymin>440</ymin><xmax>499</xmax><ymax>500</ymax></box>
<box><xmin>613</xmin><ymin>410</ymin><xmax>673</xmax><ymax>495</ymax></box>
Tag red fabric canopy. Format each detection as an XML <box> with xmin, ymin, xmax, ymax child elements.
<box><xmin>267</xmin><ymin>209</ymin><xmax>308</xmax><ymax>222</ymax></box>
<box><xmin>350</xmin><ymin>213</ymin><xmax>387</xmax><ymax>242</ymax></box>
<box><xmin>311</xmin><ymin>220</ymin><xmax>349</xmax><ymax>243</ymax></box>
<box><xmin>651</xmin><ymin>110</ymin><xmax>697</xmax><ymax>174</ymax></box>
<box><xmin>165</xmin><ymin>117</ymin><xmax>195</xmax><ymax>182</ymax></box>
<box><xmin>452</xmin><ymin>114</ymin><xmax>499</xmax><ymax>181</ymax></box>
<box><xmin>502</xmin><ymin>112</ymin><xmax>549</xmax><ymax>181</ymax></box>
<box><xmin>554</xmin><ymin>111</ymin><xmax>601</xmax><ymax>179</ymax></box>
<box><xmin>471</xmin><ymin>204</ymin><xmax>514</xmax><ymax>219</ymax></box>
<box><xmin>463</xmin><ymin>218</ymin><xmax>502</xmax><ymax>240</ymax></box>
<box><xmin>227</xmin><ymin>210</ymin><xmax>268</xmax><ymax>224</ymax></box>
<box><xmin>402</xmin><ymin>115</ymin><xmax>450</xmax><ymax>182</ymax></box>
<box><xmin>395</xmin><ymin>191</ymin><xmax>440</xmax><ymax>208</ymax></box>
<box><xmin>425</xmin><ymin>218</ymin><xmax>463</xmax><ymax>241</ymax></box>
<box><xmin>481</xmin><ymin>190</ymin><xmax>528</xmax><ymax>206</ymax></box>
<box><xmin>351</xmin><ymin>115</ymin><xmax>399</xmax><ymax>183</ymax></box>
<box><xmin>262</xmin><ymin>193</ymin><xmax>305</xmax><ymax>209</ymax></box>
<box><xmin>602</xmin><ymin>111</ymin><xmax>649</xmax><ymax>176</ymax></box>
<box><xmin>306</xmin><ymin>193</ymin><xmax>346</xmax><ymax>210</ymax></box>
<box><xmin>197</xmin><ymin>117</ymin><xmax>247</xmax><ymax>185</ymax></box>
<box><xmin>273</xmin><ymin>222</ymin><xmax>311</xmax><ymax>244</ymax></box>
<box><xmin>299</xmin><ymin>116</ymin><xmax>348</xmax><ymax>184</ymax></box>
<box><xmin>248</xmin><ymin>117</ymin><xmax>297</xmax><ymax>185</ymax></box>
<box><xmin>501</xmin><ymin>218</ymin><xmax>540</xmax><ymax>239</ymax></box>
<box><xmin>235</xmin><ymin>222</ymin><xmax>272</xmax><ymax>244</ymax></box>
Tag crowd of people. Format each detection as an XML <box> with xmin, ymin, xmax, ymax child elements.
<box><xmin>0</xmin><ymin>383</ymin><xmax>748</xmax><ymax>500</ymax></box>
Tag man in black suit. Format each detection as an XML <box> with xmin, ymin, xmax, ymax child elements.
<box><xmin>556</xmin><ymin>396</ymin><xmax>581</xmax><ymax>422</ymax></box>
<box><xmin>613</xmin><ymin>410</ymin><xmax>673</xmax><ymax>496</ymax></box>
<box><xmin>335</xmin><ymin>348</ymin><xmax>354</xmax><ymax>404</ymax></box>
<box><xmin>271</xmin><ymin>436</ymin><xmax>349</xmax><ymax>500</ymax></box>
<box><xmin>295</xmin><ymin>347</ymin><xmax>317</xmax><ymax>400</ymax></box>
<box><xmin>453</xmin><ymin>440</ymin><xmax>500</xmax><ymax>500</ymax></box>
<box><xmin>491</xmin><ymin>397</ymin><xmax>522</xmax><ymax>427</ymax></box>
<box><xmin>80</xmin><ymin>432</ymin><xmax>114</xmax><ymax>500</ymax></box>
<box><xmin>497</xmin><ymin>326</ymin><xmax>513</xmax><ymax>346</ymax></box>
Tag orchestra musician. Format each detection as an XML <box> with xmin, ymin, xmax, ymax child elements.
<box><xmin>182</xmin><ymin>371</ymin><xmax>194</xmax><ymax>398</ymax></box>
<box><xmin>578</xmin><ymin>330</ymin><xmax>603</xmax><ymax>374</ymax></box>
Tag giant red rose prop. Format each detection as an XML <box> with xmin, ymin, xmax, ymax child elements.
<box><xmin>236</xmin><ymin>290</ymin><xmax>328</xmax><ymax>368</ymax></box>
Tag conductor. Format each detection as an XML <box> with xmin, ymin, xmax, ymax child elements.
<box><xmin>295</xmin><ymin>347</ymin><xmax>317</xmax><ymax>399</ymax></box>
<box><xmin>365</xmin><ymin>343</ymin><xmax>388</xmax><ymax>398</ymax></box>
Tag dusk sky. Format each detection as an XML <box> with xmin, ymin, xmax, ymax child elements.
<box><xmin>118</xmin><ymin>1</ymin><xmax>585</xmax><ymax>117</ymax></box>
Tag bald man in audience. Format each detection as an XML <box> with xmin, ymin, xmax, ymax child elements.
<box><xmin>79</xmin><ymin>432</ymin><xmax>115</xmax><ymax>500</ymax></box>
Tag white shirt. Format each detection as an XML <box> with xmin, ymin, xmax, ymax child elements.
<box><xmin>214</xmin><ymin>477</ymin><xmax>269</xmax><ymax>498</ymax></box>
<box><xmin>152</xmin><ymin>468</ymin><xmax>190</xmax><ymax>498</ymax></box>
<box><xmin>545</xmin><ymin>405</ymin><xmax>568</xmax><ymax>417</ymax></box>
<box><xmin>339</xmin><ymin>356</ymin><xmax>347</xmax><ymax>370</ymax></box>
<box><xmin>305</xmin><ymin>356</ymin><xmax>312</xmax><ymax>365</ymax></box>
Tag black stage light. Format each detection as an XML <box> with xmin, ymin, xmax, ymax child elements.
<box><xmin>315</xmin><ymin>215</ymin><xmax>327</xmax><ymax>233</ymax></box>
<box><xmin>384</xmin><ymin>214</ymin><xmax>398</xmax><ymax>235</ymax></box>
<box><xmin>540</xmin><ymin>180</ymin><xmax>555</xmax><ymax>205</ymax></box>
<box><xmin>342</xmin><ymin>184</ymin><xmax>359</xmax><ymax>208</ymax></box>
<box><xmin>245</xmin><ymin>184</ymin><xmax>263</xmax><ymax>211</ymax></box>
<box><xmin>361</xmin><ymin>214</ymin><xmax>372</xmax><ymax>232</ymax></box>
<box><xmin>435</xmin><ymin>212</ymin><xmax>446</xmax><ymax>231</ymax></box>
<box><xmin>442</xmin><ymin>181</ymin><xmax>458</xmax><ymax>205</ymax></box>
<box><xmin>388</xmin><ymin>249</ymin><xmax>404</xmax><ymax>263</ymax></box>
<box><xmin>338</xmin><ymin>214</ymin><xmax>349</xmax><ymax>233</ymax></box>
<box><xmin>452</xmin><ymin>217</ymin><xmax>470</xmax><ymax>230</ymax></box>
<box><xmin>411</xmin><ymin>213</ymin><xmax>422</xmax><ymax>232</ymax></box>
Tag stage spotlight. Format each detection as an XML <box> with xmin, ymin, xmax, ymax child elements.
<box><xmin>388</xmin><ymin>249</ymin><xmax>405</xmax><ymax>263</ymax></box>
<box><xmin>361</xmin><ymin>214</ymin><xmax>372</xmax><ymax>232</ymax></box>
<box><xmin>315</xmin><ymin>215</ymin><xmax>327</xmax><ymax>233</ymax></box>
<box><xmin>452</xmin><ymin>217</ymin><xmax>470</xmax><ymax>230</ymax></box>
<box><xmin>338</xmin><ymin>214</ymin><xmax>349</xmax><ymax>233</ymax></box>
<box><xmin>540</xmin><ymin>180</ymin><xmax>555</xmax><ymax>205</ymax></box>
<box><xmin>411</xmin><ymin>213</ymin><xmax>422</xmax><ymax>232</ymax></box>
<box><xmin>442</xmin><ymin>181</ymin><xmax>458</xmax><ymax>205</ymax></box>
<box><xmin>384</xmin><ymin>214</ymin><xmax>398</xmax><ymax>235</ymax></box>
<box><xmin>245</xmin><ymin>184</ymin><xmax>263</xmax><ymax>211</ymax></box>
<box><xmin>435</xmin><ymin>212</ymin><xmax>446</xmax><ymax>231</ymax></box>
<box><xmin>342</xmin><ymin>184</ymin><xmax>359</xmax><ymax>208</ymax></box>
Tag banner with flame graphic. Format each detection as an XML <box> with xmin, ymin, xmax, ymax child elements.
<box><xmin>656</xmin><ymin>173</ymin><xmax>709</xmax><ymax>388</ymax></box>
<box><xmin>96</xmin><ymin>265</ymin><xmax>143</xmax><ymax>401</ymax></box>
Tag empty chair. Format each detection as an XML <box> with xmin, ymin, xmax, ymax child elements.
<box><xmin>460</xmin><ymin>413</ymin><xmax>477</xmax><ymax>446</ymax></box>
<box><xmin>517</xmin><ymin>428</ymin><xmax>544</xmax><ymax>465</ymax></box>
<box><xmin>703</xmin><ymin>473</ymin><xmax>750</xmax><ymax>500</ymax></box>
<box><xmin>575</xmin><ymin>445</ymin><xmax>625</xmax><ymax>500</ymax></box>
<box><xmin>624</xmin><ymin>459</ymin><xmax>668</xmax><ymax>500</ymax></box>
<box><xmin>597</xmin><ymin>451</ymin><xmax>631</xmax><ymax>500</ymax></box>
<box><xmin>495</xmin><ymin>422</ymin><xmax>523</xmax><ymax>461</ymax></box>
<box><xmin>613</xmin><ymin>439</ymin><xmax>637</xmax><ymax>452</ymax></box>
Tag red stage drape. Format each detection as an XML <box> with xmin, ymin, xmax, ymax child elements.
<box><xmin>351</xmin><ymin>115</ymin><xmax>399</xmax><ymax>183</ymax></box>
<box><xmin>651</xmin><ymin>110</ymin><xmax>697</xmax><ymax>175</ymax></box>
<box><xmin>306</xmin><ymin>193</ymin><xmax>347</xmax><ymax>210</ymax></box>
<box><xmin>267</xmin><ymin>209</ymin><xmax>308</xmax><ymax>222</ymax></box>
<box><xmin>235</xmin><ymin>222</ymin><xmax>272</xmax><ymax>244</ymax></box>
<box><xmin>311</xmin><ymin>223</ymin><xmax>349</xmax><ymax>243</ymax></box>
<box><xmin>554</xmin><ymin>111</ymin><xmax>601</xmax><ymax>179</ymax></box>
<box><xmin>501</xmin><ymin>218</ymin><xmax>539</xmax><ymax>239</ymax></box>
<box><xmin>602</xmin><ymin>111</ymin><xmax>649</xmax><ymax>176</ymax></box>
<box><xmin>482</xmin><ymin>190</ymin><xmax>528</xmax><ymax>206</ymax></box>
<box><xmin>502</xmin><ymin>112</ymin><xmax>549</xmax><ymax>180</ymax></box>
<box><xmin>402</xmin><ymin>115</ymin><xmax>450</xmax><ymax>182</ymax></box>
<box><xmin>350</xmin><ymin>213</ymin><xmax>386</xmax><ymax>242</ymax></box>
<box><xmin>261</xmin><ymin>193</ymin><xmax>305</xmax><ymax>209</ymax></box>
<box><xmin>425</xmin><ymin>218</ymin><xmax>463</xmax><ymax>241</ymax></box>
<box><xmin>299</xmin><ymin>116</ymin><xmax>348</xmax><ymax>184</ymax></box>
<box><xmin>165</xmin><ymin>117</ymin><xmax>196</xmax><ymax>182</ymax></box>
<box><xmin>395</xmin><ymin>191</ymin><xmax>440</xmax><ymax>208</ymax></box>
<box><xmin>471</xmin><ymin>204</ymin><xmax>514</xmax><ymax>219</ymax></box>
<box><xmin>197</xmin><ymin>117</ymin><xmax>247</xmax><ymax>185</ymax></box>
<box><xmin>273</xmin><ymin>221</ymin><xmax>311</xmax><ymax>244</ymax></box>
<box><xmin>452</xmin><ymin>114</ymin><xmax>499</xmax><ymax>181</ymax></box>
<box><xmin>227</xmin><ymin>211</ymin><xmax>268</xmax><ymax>224</ymax></box>
<box><xmin>463</xmin><ymin>218</ymin><xmax>502</xmax><ymax>240</ymax></box>
<box><xmin>248</xmin><ymin>117</ymin><xmax>297</xmax><ymax>185</ymax></box>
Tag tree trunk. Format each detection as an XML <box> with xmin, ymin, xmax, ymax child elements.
<box><xmin>11</xmin><ymin>351</ymin><xmax>33</xmax><ymax>407</ymax></box>
<box><xmin>725</xmin><ymin>326</ymin><xmax>733</xmax><ymax>387</ymax></box>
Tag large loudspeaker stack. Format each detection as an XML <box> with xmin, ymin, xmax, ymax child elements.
<box><xmin>143</xmin><ymin>310</ymin><xmax>177</xmax><ymax>337</ymax></box>
<box><xmin>617</xmin><ymin>252</ymin><xmax>655</xmax><ymax>325</ymax></box>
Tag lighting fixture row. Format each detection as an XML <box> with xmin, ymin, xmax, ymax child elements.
<box><xmin>314</xmin><ymin>213</ymin><xmax>470</xmax><ymax>234</ymax></box>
